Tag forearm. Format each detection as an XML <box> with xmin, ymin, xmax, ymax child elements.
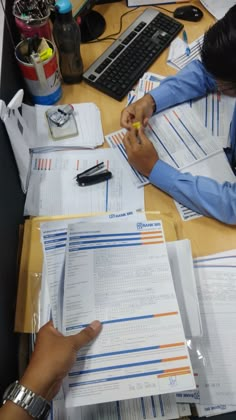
<box><xmin>0</xmin><ymin>373</ymin><xmax>52</xmax><ymax>420</ymax></box>
<box><xmin>149</xmin><ymin>60</ymin><xmax>217</xmax><ymax>114</ymax></box>
<box><xmin>150</xmin><ymin>160</ymin><xmax>236</xmax><ymax>224</ymax></box>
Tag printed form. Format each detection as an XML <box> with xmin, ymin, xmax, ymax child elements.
<box><xmin>192</xmin><ymin>250</ymin><xmax>236</xmax><ymax>405</ymax></box>
<box><xmin>62</xmin><ymin>220</ymin><xmax>195</xmax><ymax>407</ymax></box>
<box><xmin>106</xmin><ymin>105</ymin><xmax>221</xmax><ymax>187</ymax></box>
<box><xmin>40</xmin><ymin>211</ymin><xmax>144</xmax><ymax>329</ymax></box>
<box><xmin>24</xmin><ymin>149</ymin><xmax>144</xmax><ymax>216</ymax></box>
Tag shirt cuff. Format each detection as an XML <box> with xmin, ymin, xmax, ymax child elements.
<box><xmin>149</xmin><ymin>160</ymin><xmax>180</xmax><ymax>192</ymax></box>
<box><xmin>150</xmin><ymin>84</ymin><xmax>178</xmax><ymax>114</ymax></box>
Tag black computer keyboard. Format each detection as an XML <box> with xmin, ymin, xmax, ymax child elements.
<box><xmin>83</xmin><ymin>8</ymin><xmax>183</xmax><ymax>101</ymax></box>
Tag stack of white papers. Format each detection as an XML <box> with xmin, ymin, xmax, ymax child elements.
<box><xmin>39</xmin><ymin>213</ymin><xmax>201</xmax><ymax>417</ymax></box>
<box><xmin>24</xmin><ymin>149</ymin><xmax>144</xmax><ymax>216</ymax></box>
<box><xmin>22</xmin><ymin>102</ymin><xmax>104</xmax><ymax>152</ymax></box>
<box><xmin>189</xmin><ymin>250</ymin><xmax>236</xmax><ymax>414</ymax></box>
<box><xmin>66</xmin><ymin>220</ymin><xmax>195</xmax><ymax>402</ymax></box>
<box><xmin>0</xmin><ymin>89</ymin><xmax>104</xmax><ymax>193</ymax></box>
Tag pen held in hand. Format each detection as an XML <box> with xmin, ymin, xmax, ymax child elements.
<box><xmin>182</xmin><ymin>30</ymin><xmax>191</xmax><ymax>57</ymax></box>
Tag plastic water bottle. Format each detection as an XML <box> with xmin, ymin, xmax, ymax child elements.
<box><xmin>53</xmin><ymin>0</ymin><xmax>83</xmax><ymax>83</ymax></box>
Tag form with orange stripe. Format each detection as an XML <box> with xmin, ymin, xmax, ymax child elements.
<box><xmin>63</xmin><ymin>218</ymin><xmax>196</xmax><ymax>407</ymax></box>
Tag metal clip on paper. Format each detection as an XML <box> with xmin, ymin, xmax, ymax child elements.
<box><xmin>76</xmin><ymin>162</ymin><xmax>112</xmax><ymax>186</ymax></box>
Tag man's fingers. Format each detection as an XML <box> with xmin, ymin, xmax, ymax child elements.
<box><xmin>138</xmin><ymin>127</ymin><xmax>153</xmax><ymax>146</ymax></box>
<box><xmin>124</xmin><ymin>128</ymin><xmax>139</xmax><ymax>148</ymax></box>
<box><xmin>72</xmin><ymin>320</ymin><xmax>102</xmax><ymax>350</ymax></box>
<box><xmin>121</xmin><ymin>108</ymin><xmax>135</xmax><ymax>129</ymax></box>
<box><xmin>123</xmin><ymin>133</ymin><xmax>131</xmax><ymax>150</ymax></box>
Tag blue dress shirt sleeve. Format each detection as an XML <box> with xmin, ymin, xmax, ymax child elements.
<box><xmin>147</xmin><ymin>60</ymin><xmax>236</xmax><ymax>224</ymax></box>
<box><xmin>149</xmin><ymin>161</ymin><xmax>236</xmax><ymax>224</ymax></box>
<box><xmin>150</xmin><ymin>60</ymin><xmax>217</xmax><ymax>113</ymax></box>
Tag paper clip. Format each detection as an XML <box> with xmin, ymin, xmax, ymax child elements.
<box><xmin>76</xmin><ymin>162</ymin><xmax>112</xmax><ymax>186</ymax></box>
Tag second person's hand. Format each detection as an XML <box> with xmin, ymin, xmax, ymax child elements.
<box><xmin>120</xmin><ymin>94</ymin><xmax>156</xmax><ymax>129</ymax></box>
<box><xmin>20</xmin><ymin>320</ymin><xmax>102</xmax><ymax>402</ymax></box>
<box><xmin>123</xmin><ymin>127</ymin><xmax>159</xmax><ymax>177</ymax></box>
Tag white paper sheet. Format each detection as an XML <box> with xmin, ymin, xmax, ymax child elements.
<box><xmin>199</xmin><ymin>0</ymin><xmax>236</xmax><ymax>20</ymax></box>
<box><xmin>40</xmin><ymin>211</ymin><xmax>144</xmax><ymax>329</ymax></box>
<box><xmin>63</xmin><ymin>220</ymin><xmax>195</xmax><ymax>407</ymax></box>
<box><xmin>24</xmin><ymin>149</ymin><xmax>144</xmax><ymax>216</ymax></box>
<box><xmin>177</xmin><ymin>402</ymin><xmax>191</xmax><ymax>417</ymax></box>
<box><xmin>0</xmin><ymin>92</ymin><xmax>31</xmax><ymax>192</ymax></box>
<box><xmin>192</xmin><ymin>252</ymin><xmax>236</xmax><ymax>405</ymax></box>
<box><xmin>196</xmin><ymin>402</ymin><xmax>236</xmax><ymax>417</ymax></box>
<box><xmin>30</xmin><ymin>102</ymin><xmax>104</xmax><ymax>151</ymax></box>
<box><xmin>167</xmin><ymin>240</ymin><xmax>202</xmax><ymax>338</ymax></box>
<box><xmin>175</xmin><ymin>371</ymin><xmax>200</xmax><ymax>403</ymax></box>
<box><xmin>106</xmin><ymin>105</ymin><xmax>221</xmax><ymax>187</ymax></box>
<box><xmin>71</xmin><ymin>394</ymin><xmax>180</xmax><ymax>420</ymax></box>
<box><xmin>167</xmin><ymin>35</ymin><xmax>203</xmax><ymax>71</ymax></box>
<box><xmin>187</xmin><ymin>94</ymin><xmax>235</xmax><ymax>141</ymax></box>
<box><xmin>131</xmin><ymin>73</ymin><xmax>235</xmax><ymax>143</ymax></box>
<box><xmin>127</xmin><ymin>0</ymin><xmax>186</xmax><ymax>8</ymax></box>
<box><xmin>53</xmin><ymin>393</ymin><xmax>180</xmax><ymax>420</ymax></box>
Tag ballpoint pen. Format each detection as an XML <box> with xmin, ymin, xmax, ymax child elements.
<box><xmin>183</xmin><ymin>30</ymin><xmax>191</xmax><ymax>57</ymax></box>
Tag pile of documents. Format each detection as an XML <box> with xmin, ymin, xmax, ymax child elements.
<box><xmin>22</xmin><ymin>101</ymin><xmax>104</xmax><ymax>152</ymax></box>
<box><xmin>176</xmin><ymin>248</ymin><xmax>236</xmax><ymax>417</ymax></box>
<box><xmin>19</xmin><ymin>208</ymin><xmax>236</xmax><ymax>418</ymax></box>
<box><xmin>24</xmin><ymin>149</ymin><xmax>144</xmax><ymax>216</ymax></box>
<box><xmin>38</xmin><ymin>211</ymin><xmax>203</xmax><ymax>419</ymax></box>
<box><xmin>0</xmin><ymin>89</ymin><xmax>104</xmax><ymax>192</ymax></box>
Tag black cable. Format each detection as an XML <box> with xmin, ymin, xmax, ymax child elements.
<box><xmin>84</xmin><ymin>6</ymin><xmax>139</xmax><ymax>43</ymax></box>
<box><xmin>153</xmin><ymin>5</ymin><xmax>174</xmax><ymax>15</ymax></box>
<box><xmin>0</xmin><ymin>0</ymin><xmax>16</xmax><ymax>50</ymax></box>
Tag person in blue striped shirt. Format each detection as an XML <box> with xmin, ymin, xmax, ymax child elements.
<box><xmin>121</xmin><ymin>5</ymin><xmax>236</xmax><ymax>224</ymax></box>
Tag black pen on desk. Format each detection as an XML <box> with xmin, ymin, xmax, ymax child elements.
<box><xmin>183</xmin><ymin>30</ymin><xmax>191</xmax><ymax>57</ymax></box>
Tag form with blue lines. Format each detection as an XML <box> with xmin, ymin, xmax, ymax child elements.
<box><xmin>106</xmin><ymin>104</ymin><xmax>222</xmax><ymax>188</ymax></box>
<box><xmin>63</xmin><ymin>220</ymin><xmax>195</xmax><ymax>407</ymax></box>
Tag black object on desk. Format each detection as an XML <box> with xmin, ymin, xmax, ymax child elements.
<box><xmin>83</xmin><ymin>8</ymin><xmax>183</xmax><ymax>101</ymax></box>
<box><xmin>173</xmin><ymin>5</ymin><xmax>203</xmax><ymax>22</ymax></box>
<box><xmin>76</xmin><ymin>162</ymin><xmax>112</xmax><ymax>186</ymax></box>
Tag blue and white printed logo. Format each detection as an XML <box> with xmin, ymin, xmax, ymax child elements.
<box><xmin>137</xmin><ymin>222</ymin><xmax>143</xmax><ymax>230</ymax></box>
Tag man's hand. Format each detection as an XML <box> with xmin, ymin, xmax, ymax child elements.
<box><xmin>120</xmin><ymin>94</ymin><xmax>156</xmax><ymax>129</ymax></box>
<box><xmin>123</xmin><ymin>127</ymin><xmax>159</xmax><ymax>177</ymax></box>
<box><xmin>20</xmin><ymin>320</ymin><xmax>102</xmax><ymax>401</ymax></box>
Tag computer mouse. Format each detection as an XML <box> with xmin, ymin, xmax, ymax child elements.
<box><xmin>173</xmin><ymin>5</ymin><xmax>203</xmax><ymax>22</ymax></box>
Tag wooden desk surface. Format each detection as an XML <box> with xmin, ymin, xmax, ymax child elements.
<box><xmin>15</xmin><ymin>1</ymin><xmax>236</xmax><ymax>334</ymax></box>
<box><xmin>60</xmin><ymin>1</ymin><xmax>236</xmax><ymax>257</ymax></box>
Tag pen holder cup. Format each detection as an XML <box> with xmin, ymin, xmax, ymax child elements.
<box><xmin>14</xmin><ymin>14</ymin><xmax>52</xmax><ymax>41</ymax></box>
<box><xmin>15</xmin><ymin>39</ymin><xmax>62</xmax><ymax>105</ymax></box>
